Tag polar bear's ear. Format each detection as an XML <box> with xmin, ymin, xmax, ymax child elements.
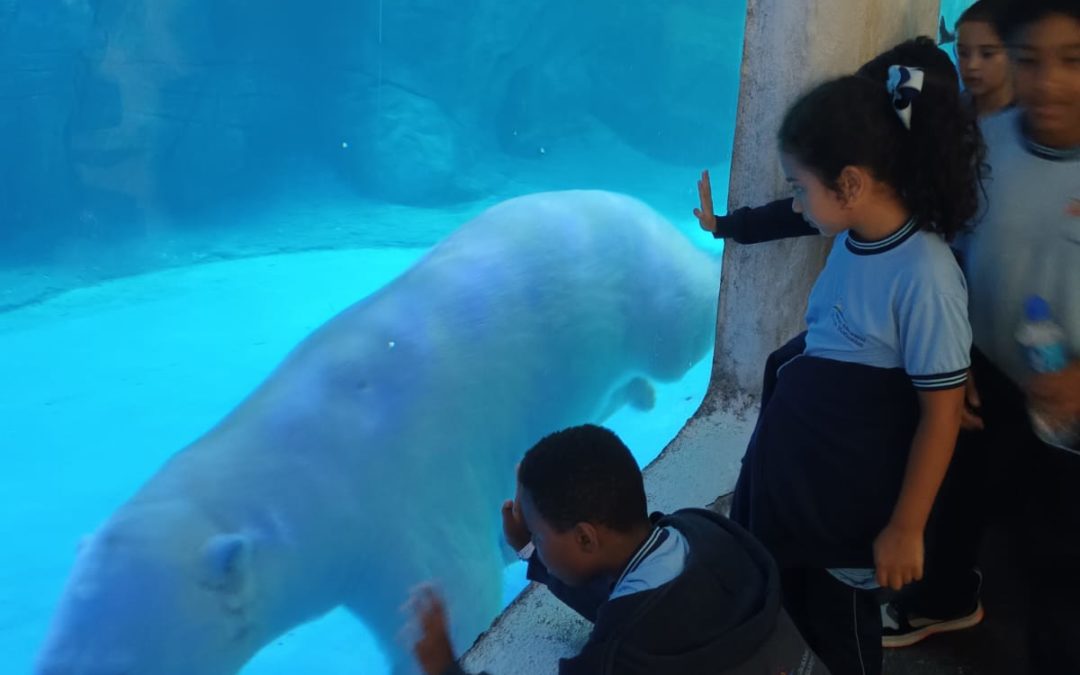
<box><xmin>200</xmin><ymin>533</ymin><xmax>252</xmax><ymax>597</ymax></box>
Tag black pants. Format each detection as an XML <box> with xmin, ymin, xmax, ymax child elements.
<box><xmin>782</xmin><ymin>568</ymin><xmax>881</xmax><ymax>675</ymax></box>
<box><xmin>904</xmin><ymin>348</ymin><xmax>1080</xmax><ymax>671</ymax></box>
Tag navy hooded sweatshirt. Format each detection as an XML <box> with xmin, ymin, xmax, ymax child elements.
<box><xmin>443</xmin><ymin>508</ymin><xmax>829</xmax><ymax>675</ymax></box>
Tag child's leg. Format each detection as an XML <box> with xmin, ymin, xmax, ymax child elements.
<box><xmin>781</xmin><ymin>568</ymin><xmax>881</xmax><ymax>675</ymax></box>
<box><xmin>779</xmin><ymin>568</ymin><xmax>812</xmax><ymax>641</ymax></box>
<box><xmin>1024</xmin><ymin>446</ymin><xmax>1080</xmax><ymax>671</ymax></box>
<box><xmin>802</xmin><ymin>570</ymin><xmax>881</xmax><ymax>675</ymax></box>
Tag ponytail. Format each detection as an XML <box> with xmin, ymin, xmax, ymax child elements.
<box><xmin>778</xmin><ymin>69</ymin><xmax>986</xmax><ymax>241</ymax></box>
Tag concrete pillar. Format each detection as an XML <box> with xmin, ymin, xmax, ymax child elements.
<box><xmin>706</xmin><ymin>0</ymin><xmax>942</xmax><ymax>404</ymax></box>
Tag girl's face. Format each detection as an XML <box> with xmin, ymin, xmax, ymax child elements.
<box><xmin>781</xmin><ymin>153</ymin><xmax>849</xmax><ymax>237</ymax></box>
<box><xmin>957</xmin><ymin>21</ymin><xmax>1011</xmax><ymax>99</ymax></box>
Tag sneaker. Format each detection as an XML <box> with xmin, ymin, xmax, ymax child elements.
<box><xmin>881</xmin><ymin>597</ymin><xmax>985</xmax><ymax>648</ymax></box>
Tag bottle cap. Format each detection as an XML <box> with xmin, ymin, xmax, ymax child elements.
<box><xmin>1024</xmin><ymin>295</ymin><xmax>1052</xmax><ymax>322</ymax></box>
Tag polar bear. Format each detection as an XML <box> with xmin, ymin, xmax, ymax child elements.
<box><xmin>34</xmin><ymin>190</ymin><xmax>720</xmax><ymax>675</ymax></box>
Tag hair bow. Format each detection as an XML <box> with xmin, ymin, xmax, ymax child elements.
<box><xmin>887</xmin><ymin>65</ymin><xmax>925</xmax><ymax>130</ymax></box>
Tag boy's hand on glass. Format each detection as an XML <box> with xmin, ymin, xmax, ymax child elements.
<box><xmin>501</xmin><ymin>498</ymin><xmax>531</xmax><ymax>552</ymax></box>
<box><xmin>693</xmin><ymin>169</ymin><xmax>717</xmax><ymax>233</ymax></box>
<box><xmin>873</xmin><ymin>523</ymin><xmax>924</xmax><ymax>591</ymax></box>
<box><xmin>405</xmin><ymin>585</ymin><xmax>457</xmax><ymax>675</ymax></box>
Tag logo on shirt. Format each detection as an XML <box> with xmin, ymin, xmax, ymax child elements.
<box><xmin>1067</xmin><ymin>197</ymin><xmax>1080</xmax><ymax>245</ymax></box>
<box><xmin>831</xmin><ymin>302</ymin><xmax>866</xmax><ymax>347</ymax></box>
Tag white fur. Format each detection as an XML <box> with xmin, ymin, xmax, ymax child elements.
<box><xmin>35</xmin><ymin>190</ymin><xmax>720</xmax><ymax>675</ymax></box>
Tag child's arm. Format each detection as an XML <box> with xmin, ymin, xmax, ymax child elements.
<box><xmin>694</xmin><ymin>170</ymin><xmax>817</xmax><ymax>243</ymax></box>
<box><xmin>874</xmin><ymin>386</ymin><xmax>965</xmax><ymax>591</ymax></box>
<box><xmin>407</xmin><ymin>585</ymin><xmax>491</xmax><ymax>675</ymax></box>
<box><xmin>885</xmin><ymin>257</ymin><xmax>973</xmax><ymax>591</ymax></box>
<box><xmin>717</xmin><ymin>199</ymin><xmax>819</xmax><ymax>243</ymax></box>
<box><xmin>1027</xmin><ymin>359</ymin><xmax>1080</xmax><ymax>425</ymax></box>
<box><xmin>503</xmin><ymin>498</ymin><xmax>610</xmax><ymax>621</ymax></box>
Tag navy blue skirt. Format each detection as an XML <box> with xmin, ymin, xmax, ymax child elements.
<box><xmin>731</xmin><ymin>333</ymin><xmax>920</xmax><ymax>569</ymax></box>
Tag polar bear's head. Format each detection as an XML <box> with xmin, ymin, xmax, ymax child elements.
<box><xmin>35</xmin><ymin>503</ymin><xmax>262</xmax><ymax>675</ymax></box>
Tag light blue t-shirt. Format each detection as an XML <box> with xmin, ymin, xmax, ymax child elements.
<box><xmin>803</xmin><ymin>218</ymin><xmax>972</xmax><ymax>391</ymax></box>
<box><xmin>959</xmin><ymin>109</ymin><xmax>1080</xmax><ymax>385</ymax></box>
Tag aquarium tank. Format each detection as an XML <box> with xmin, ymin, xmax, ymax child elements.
<box><xmin>0</xmin><ymin>1</ymin><xmax>743</xmax><ymax>673</ymax></box>
<box><xmin>0</xmin><ymin>1</ymin><xmax>964</xmax><ymax>673</ymax></box>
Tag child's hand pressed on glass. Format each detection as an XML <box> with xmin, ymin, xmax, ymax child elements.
<box><xmin>693</xmin><ymin>170</ymin><xmax>717</xmax><ymax>233</ymax></box>
<box><xmin>406</xmin><ymin>585</ymin><xmax>457</xmax><ymax>675</ymax></box>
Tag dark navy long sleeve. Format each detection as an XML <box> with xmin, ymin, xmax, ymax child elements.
<box><xmin>711</xmin><ymin>198</ymin><xmax>817</xmax><ymax>244</ymax></box>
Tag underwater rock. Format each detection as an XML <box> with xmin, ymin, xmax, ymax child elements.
<box><xmin>0</xmin><ymin>0</ymin><xmax>94</xmax><ymax>252</ymax></box>
<box><xmin>584</xmin><ymin>2</ymin><xmax>744</xmax><ymax>166</ymax></box>
<box><xmin>338</xmin><ymin>84</ymin><xmax>483</xmax><ymax>206</ymax></box>
<box><xmin>1</xmin><ymin>0</ymin><xmax>744</xmax><ymax>260</ymax></box>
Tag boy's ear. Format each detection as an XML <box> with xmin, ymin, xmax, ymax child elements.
<box><xmin>574</xmin><ymin>523</ymin><xmax>599</xmax><ymax>553</ymax></box>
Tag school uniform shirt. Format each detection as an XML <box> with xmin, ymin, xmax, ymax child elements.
<box><xmin>803</xmin><ymin>219</ymin><xmax>971</xmax><ymax>390</ymax></box>
<box><xmin>731</xmin><ymin>221</ymin><xmax>972</xmax><ymax>569</ymax></box>
<box><xmin>960</xmin><ymin>108</ymin><xmax>1080</xmax><ymax>387</ymax></box>
<box><xmin>442</xmin><ymin>509</ymin><xmax>829</xmax><ymax>675</ymax></box>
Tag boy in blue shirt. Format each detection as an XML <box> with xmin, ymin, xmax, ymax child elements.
<box><xmin>880</xmin><ymin>1</ymin><xmax>1080</xmax><ymax>670</ymax></box>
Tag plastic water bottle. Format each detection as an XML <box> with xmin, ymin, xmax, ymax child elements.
<box><xmin>1016</xmin><ymin>295</ymin><xmax>1078</xmax><ymax>450</ymax></box>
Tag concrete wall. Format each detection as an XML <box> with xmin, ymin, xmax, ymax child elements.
<box><xmin>461</xmin><ymin>0</ymin><xmax>941</xmax><ymax>672</ymax></box>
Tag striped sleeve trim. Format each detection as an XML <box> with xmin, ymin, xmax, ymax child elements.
<box><xmin>910</xmin><ymin>369</ymin><xmax>968</xmax><ymax>391</ymax></box>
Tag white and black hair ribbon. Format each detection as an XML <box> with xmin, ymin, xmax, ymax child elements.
<box><xmin>886</xmin><ymin>65</ymin><xmax>925</xmax><ymax>130</ymax></box>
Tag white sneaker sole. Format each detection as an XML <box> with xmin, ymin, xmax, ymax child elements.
<box><xmin>882</xmin><ymin>603</ymin><xmax>985</xmax><ymax>649</ymax></box>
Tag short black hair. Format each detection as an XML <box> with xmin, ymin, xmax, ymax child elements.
<box><xmin>995</xmin><ymin>0</ymin><xmax>1080</xmax><ymax>43</ymax></box>
<box><xmin>958</xmin><ymin>0</ymin><xmax>1005</xmax><ymax>28</ymax></box>
<box><xmin>518</xmin><ymin>425</ymin><xmax>648</xmax><ymax>533</ymax></box>
<box><xmin>855</xmin><ymin>36</ymin><xmax>960</xmax><ymax>94</ymax></box>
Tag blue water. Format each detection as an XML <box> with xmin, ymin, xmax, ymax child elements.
<box><xmin>0</xmin><ymin>2</ymin><xmax>744</xmax><ymax>673</ymax></box>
